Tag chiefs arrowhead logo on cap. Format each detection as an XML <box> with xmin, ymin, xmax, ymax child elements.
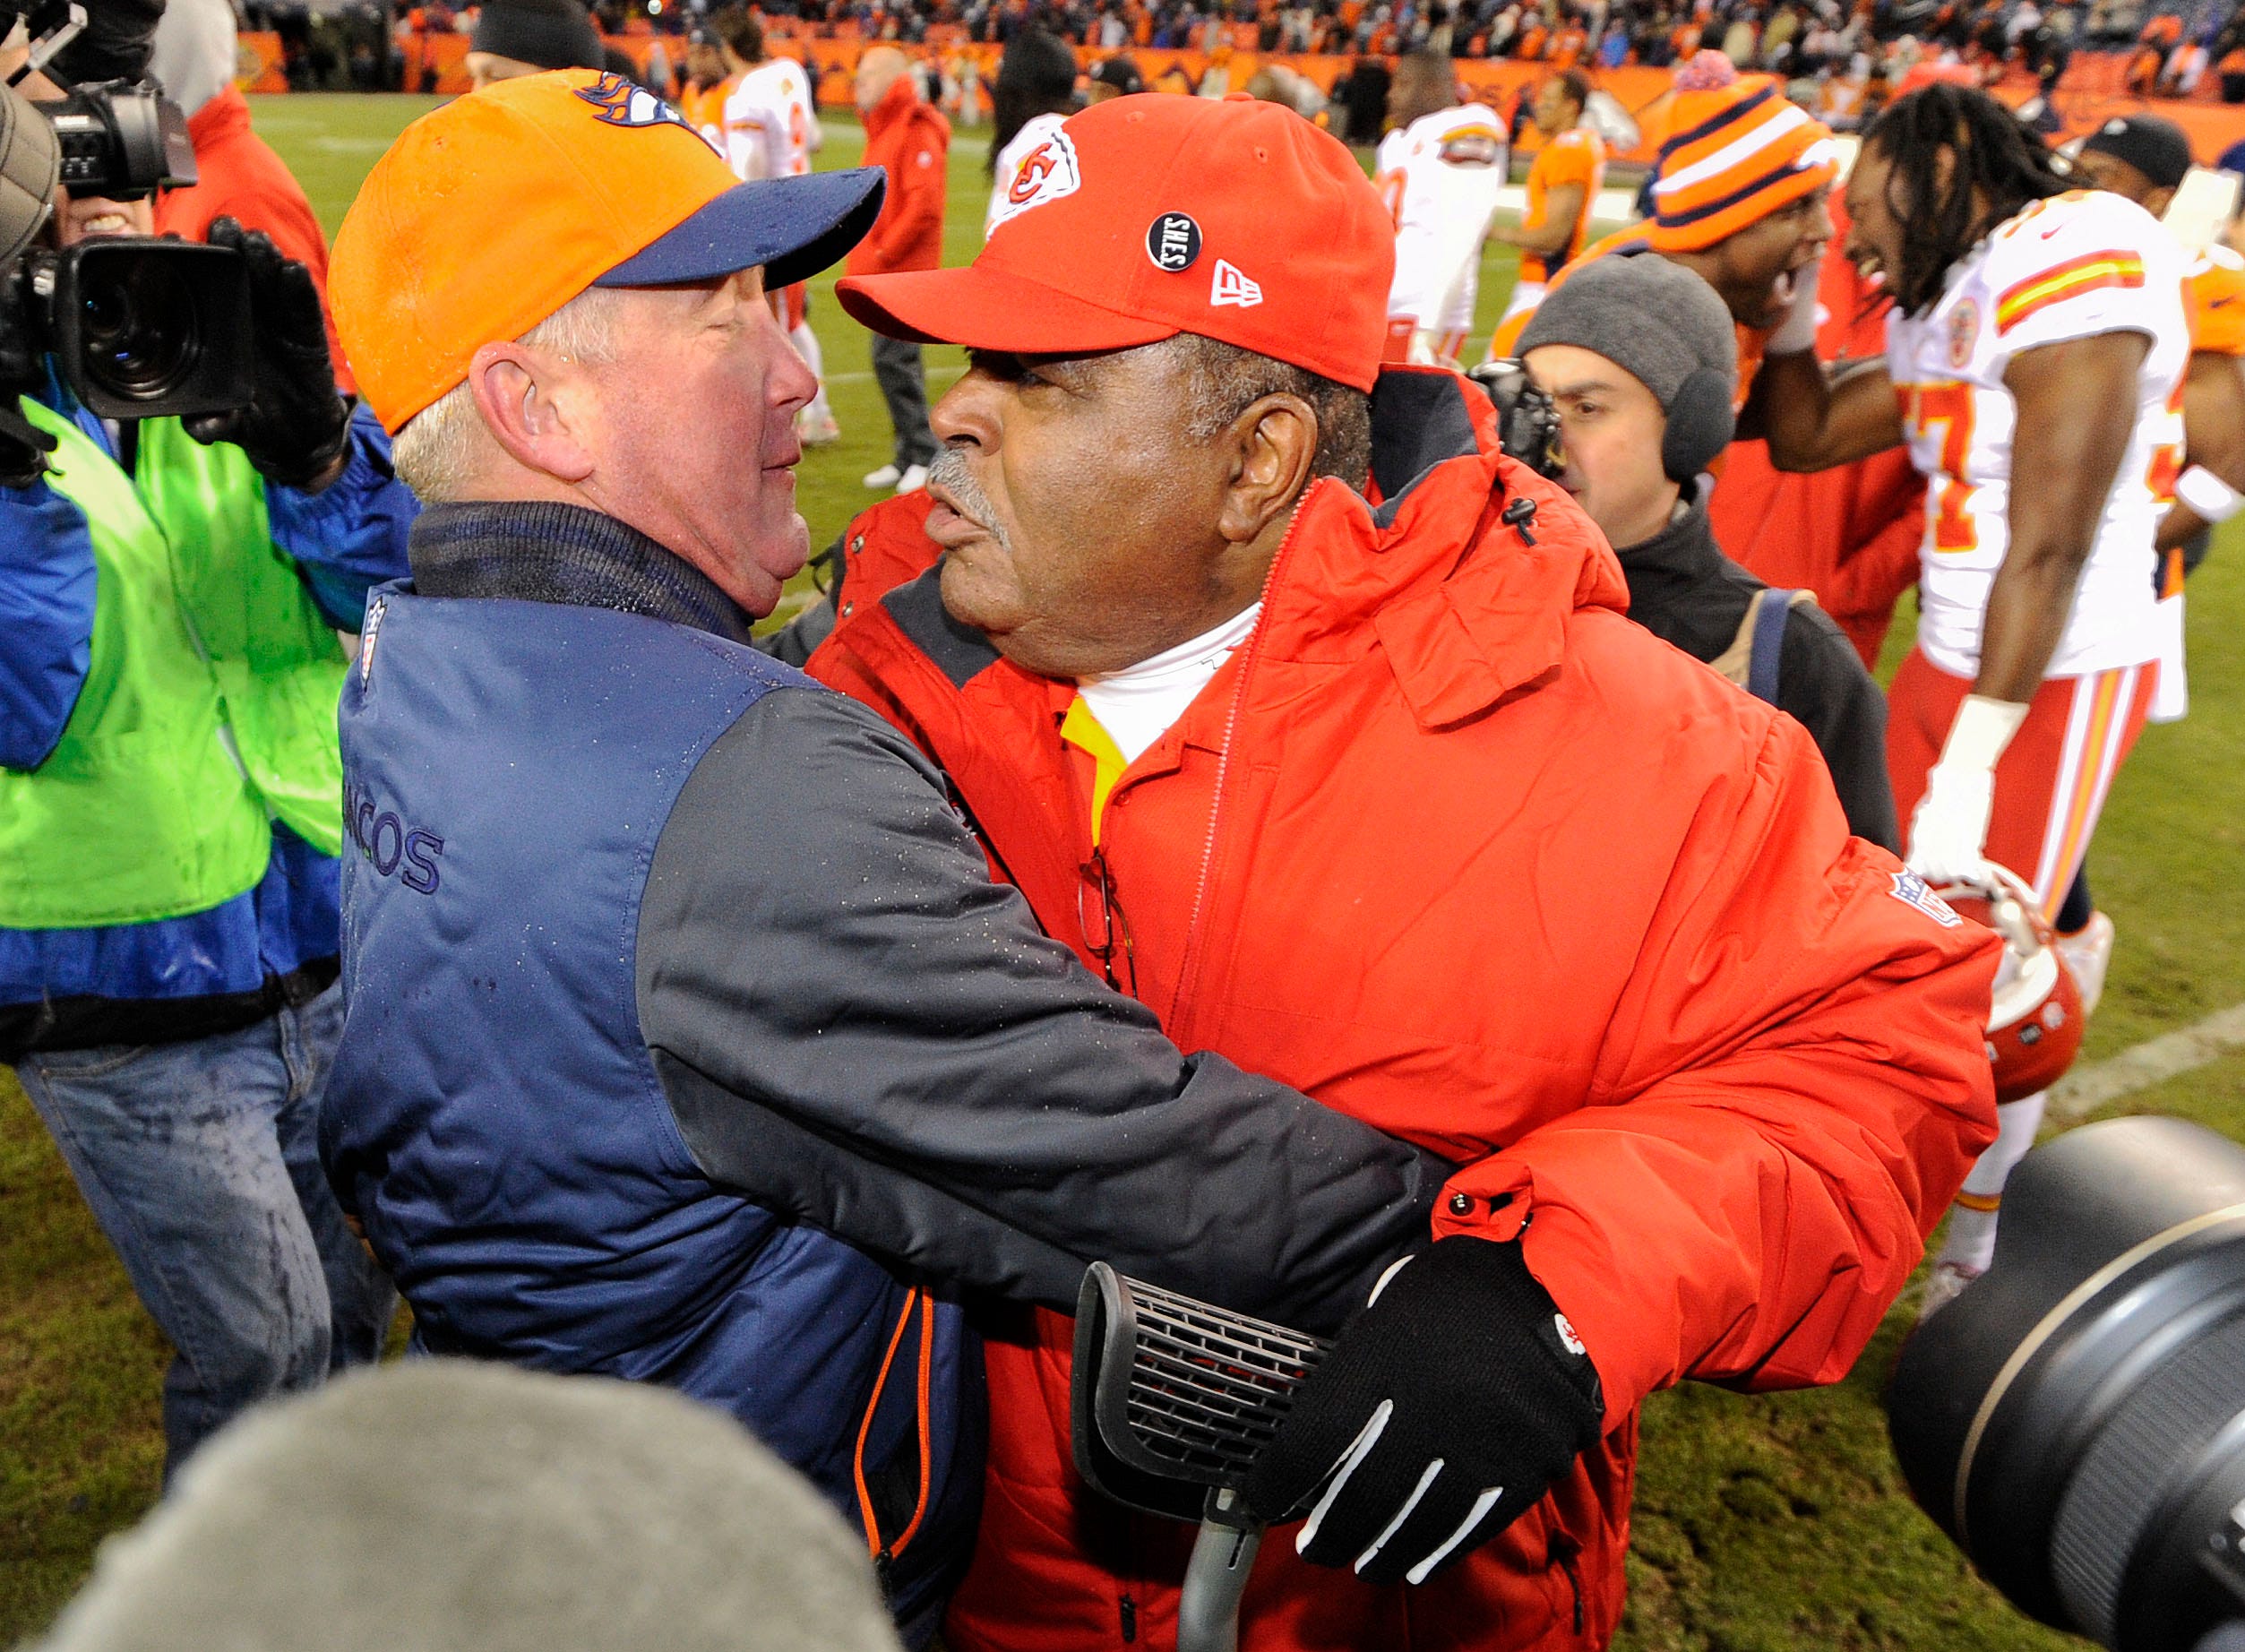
<box><xmin>990</xmin><ymin>130</ymin><xmax>1082</xmax><ymax>233</ymax></box>
<box><xmin>576</xmin><ymin>72</ymin><xmax>696</xmax><ymax>135</ymax></box>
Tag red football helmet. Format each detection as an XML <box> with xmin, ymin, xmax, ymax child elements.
<box><xmin>1938</xmin><ymin>865</ymin><xmax>2085</xmax><ymax>1104</ymax></box>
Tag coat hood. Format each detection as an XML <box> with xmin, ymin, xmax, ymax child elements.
<box><xmin>864</xmin><ymin>73</ymin><xmax>950</xmax><ymax>142</ymax></box>
<box><xmin>1259</xmin><ymin>366</ymin><xmax>1630</xmax><ymax>731</ymax></box>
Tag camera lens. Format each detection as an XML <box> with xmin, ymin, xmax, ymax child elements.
<box><xmin>77</xmin><ymin>253</ymin><xmax>197</xmax><ymax>405</ymax></box>
<box><xmin>1887</xmin><ymin>1117</ymin><xmax>2245</xmax><ymax>1652</ymax></box>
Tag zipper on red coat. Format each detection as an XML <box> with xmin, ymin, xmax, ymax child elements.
<box><xmin>1168</xmin><ymin>487</ymin><xmax>1318</xmax><ymax>1029</ymax></box>
<box><xmin>1117</xmin><ymin>1592</ymin><xmax>1137</xmax><ymax>1644</ymax></box>
<box><xmin>1553</xmin><ymin>1533</ymin><xmax>1585</xmax><ymax>1636</ymax></box>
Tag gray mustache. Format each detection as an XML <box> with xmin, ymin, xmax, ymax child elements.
<box><xmin>927</xmin><ymin>450</ymin><xmax>1008</xmax><ymax>547</ymax></box>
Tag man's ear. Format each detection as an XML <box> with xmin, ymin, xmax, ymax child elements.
<box><xmin>1930</xmin><ymin>142</ymin><xmax>1957</xmax><ymax>200</ymax></box>
<box><xmin>1217</xmin><ymin>394</ymin><xmax>1320</xmax><ymax>546</ymax></box>
<box><xmin>465</xmin><ymin>341</ymin><xmax>596</xmax><ymax>486</ymax></box>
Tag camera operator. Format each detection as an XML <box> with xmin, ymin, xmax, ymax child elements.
<box><xmin>0</xmin><ymin>39</ymin><xmax>416</xmax><ymax>1477</ymax></box>
<box><xmin>1518</xmin><ymin>254</ymin><xmax>1899</xmax><ymax>848</ymax></box>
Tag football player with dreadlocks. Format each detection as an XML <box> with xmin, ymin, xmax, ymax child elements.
<box><xmin>1759</xmin><ymin>83</ymin><xmax>2189</xmax><ymax>1313</ymax></box>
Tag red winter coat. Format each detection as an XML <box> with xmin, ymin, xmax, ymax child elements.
<box><xmin>153</xmin><ymin>84</ymin><xmax>352</xmax><ymax>393</ymax></box>
<box><xmin>846</xmin><ymin>75</ymin><xmax>950</xmax><ymax>278</ymax></box>
<box><xmin>811</xmin><ymin>369</ymin><xmax>1999</xmax><ymax>1652</ymax></box>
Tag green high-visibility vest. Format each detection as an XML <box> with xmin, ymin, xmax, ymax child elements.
<box><xmin>0</xmin><ymin>403</ymin><xmax>347</xmax><ymax>930</ymax></box>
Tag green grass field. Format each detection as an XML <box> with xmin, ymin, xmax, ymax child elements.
<box><xmin>4</xmin><ymin>92</ymin><xmax>2240</xmax><ymax>1649</ymax></box>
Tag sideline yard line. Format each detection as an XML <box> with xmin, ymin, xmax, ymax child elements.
<box><xmin>2051</xmin><ymin>1001</ymin><xmax>2245</xmax><ymax>1119</ymax></box>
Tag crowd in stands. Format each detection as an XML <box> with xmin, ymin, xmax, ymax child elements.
<box><xmin>244</xmin><ymin>0</ymin><xmax>2245</xmax><ymax>108</ymax></box>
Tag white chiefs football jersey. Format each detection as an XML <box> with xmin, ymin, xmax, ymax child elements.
<box><xmin>723</xmin><ymin>56</ymin><xmax>816</xmax><ymax>183</ymax></box>
<box><xmin>1375</xmin><ymin>105</ymin><xmax>1509</xmax><ymax>336</ymax></box>
<box><xmin>1885</xmin><ymin>189</ymin><xmax>2188</xmax><ymax>679</ymax></box>
<box><xmin>986</xmin><ymin>111</ymin><xmax>1070</xmax><ymax>240</ymax></box>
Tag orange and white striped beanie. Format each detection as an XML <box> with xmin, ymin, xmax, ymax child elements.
<box><xmin>1646</xmin><ymin>77</ymin><xmax>1840</xmax><ymax>252</ymax></box>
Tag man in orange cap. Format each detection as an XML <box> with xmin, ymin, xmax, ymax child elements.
<box><xmin>317</xmin><ymin>69</ymin><xmax>1441</xmax><ymax>1647</ymax></box>
<box><xmin>813</xmin><ymin>90</ymin><xmax>1997</xmax><ymax>1652</ymax></box>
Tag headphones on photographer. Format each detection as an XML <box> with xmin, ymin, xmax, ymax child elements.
<box><xmin>1661</xmin><ymin>366</ymin><xmax>1736</xmax><ymax>486</ymax></box>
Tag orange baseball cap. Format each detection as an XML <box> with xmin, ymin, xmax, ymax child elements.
<box><xmin>331</xmin><ymin>69</ymin><xmax>884</xmax><ymax>433</ymax></box>
<box><xmin>837</xmin><ymin>93</ymin><xmax>1394</xmax><ymax>392</ymax></box>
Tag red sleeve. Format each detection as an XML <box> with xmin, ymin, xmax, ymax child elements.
<box><xmin>1435</xmin><ymin>710</ymin><xmax>2000</xmax><ymax>1418</ymax></box>
<box><xmin>866</xmin><ymin>134</ymin><xmax>948</xmax><ymax>269</ymax></box>
<box><xmin>154</xmin><ymin>135</ymin><xmax>351</xmax><ymax>393</ymax></box>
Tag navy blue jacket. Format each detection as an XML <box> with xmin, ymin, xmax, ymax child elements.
<box><xmin>322</xmin><ymin>503</ymin><xmax>1441</xmax><ymax>1639</ymax></box>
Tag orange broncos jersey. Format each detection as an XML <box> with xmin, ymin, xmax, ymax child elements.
<box><xmin>678</xmin><ymin>74</ymin><xmax>736</xmax><ymax>150</ymax></box>
<box><xmin>1518</xmin><ymin>125</ymin><xmax>1606</xmax><ymax>286</ymax></box>
<box><xmin>2188</xmin><ymin>244</ymin><xmax>2245</xmax><ymax>356</ymax></box>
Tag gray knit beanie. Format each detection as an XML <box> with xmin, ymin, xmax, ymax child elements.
<box><xmin>1517</xmin><ymin>254</ymin><xmax>1740</xmax><ymax>478</ymax></box>
<box><xmin>36</xmin><ymin>1362</ymin><xmax>904</xmax><ymax>1652</ymax></box>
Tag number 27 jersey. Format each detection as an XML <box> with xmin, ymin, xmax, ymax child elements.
<box><xmin>1884</xmin><ymin>189</ymin><xmax>2189</xmax><ymax>679</ymax></box>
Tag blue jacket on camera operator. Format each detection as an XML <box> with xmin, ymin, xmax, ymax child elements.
<box><xmin>0</xmin><ymin>77</ymin><xmax>416</xmax><ymax>1473</ymax></box>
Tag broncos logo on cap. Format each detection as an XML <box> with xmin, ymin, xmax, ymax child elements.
<box><xmin>576</xmin><ymin>72</ymin><xmax>693</xmax><ymax>133</ymax></box>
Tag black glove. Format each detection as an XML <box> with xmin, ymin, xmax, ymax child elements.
<box><xmin>0</xmin><ymin>264</ymin><xmax>56</xmax><ymax>488</ymax></box>
<box><xmin>1243</xmin><ymin>1235</ymin><xmax>1604</xmax><ymax>1587</ymax></box>
<box><xmin>183</xmin><ymin>218</ymin><xmax>352</xmax><ymax>491</ymax></box>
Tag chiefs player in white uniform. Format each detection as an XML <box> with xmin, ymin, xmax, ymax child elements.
<box><xmin>984</xmin><ymin>30</ymin><xmax>1079</xmax><ymax>240</ymax></box>
<box><xmin>1761</xmin><ymin>84</ymin><xmax>2189</xmax><ymax>1311</ymax></box>
<box><xmin>716</xmin><ymin>11</ymin><xmax>838</xmax><ymax>443</ymax></box>
<box><xmin>1375</xmin><ymin>53</ymin><xmax>1508</xmax><ymax>366</ymax></box>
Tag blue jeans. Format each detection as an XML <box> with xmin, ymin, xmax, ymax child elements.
<box><xmin>14</xmin><ymin>983</ymin><xmax>393</xmax><ymax>1476</ymax></box>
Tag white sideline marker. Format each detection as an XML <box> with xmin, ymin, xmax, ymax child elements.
<box><xmin>2051</xmin><ymin>1001</ymin><xmax>2245</xmax><ymax>1121</ymax></box>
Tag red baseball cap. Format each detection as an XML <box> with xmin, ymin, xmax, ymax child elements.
<box><xmin>837</xmin><ymin>93</ymin><xmax>1394</xmax><ymax>392</ymax></box>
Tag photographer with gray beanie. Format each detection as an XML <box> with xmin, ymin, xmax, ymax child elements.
<box><xmin>1519</xmin><ymin>254</ymin><xmax>1898</xmax><ymax>848</ymax></box>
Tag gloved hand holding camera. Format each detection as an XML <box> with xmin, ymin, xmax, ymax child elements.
<box><xmin>181</xmin><ymin>217</ymin><xmax>351</xmax><ymax>492</ymax></box>
<box><xmin>1243</xmin><ymin>1235</ymin><xmax>1604</xmax><ymax>1587</ymax></box>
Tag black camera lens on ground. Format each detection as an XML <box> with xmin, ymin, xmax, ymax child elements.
<box><xmin>1888</xmin><ymin>1116</ymin><xmax>2245</xmax><ymax>1652</ymax></box>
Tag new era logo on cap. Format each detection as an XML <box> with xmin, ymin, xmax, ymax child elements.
<box><xmin>990</xmin><ymin>130</ymin><xmax>1081</xmax><ymax>232</ymax></box>
<box><xmin>1210</xmin><ymin>258</ymin><xmax>1261</xmax><ymax>308</ymax></box>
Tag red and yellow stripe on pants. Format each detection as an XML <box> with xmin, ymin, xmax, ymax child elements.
<box><xmin>1888</xmin><ymin>649</ymin><xmax>2156</xmax><ymax>920</ymax></box>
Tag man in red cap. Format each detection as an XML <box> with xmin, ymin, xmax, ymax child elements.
<box><xmin>816</xmin><ymin>90</ymin><xmax>2000</xmax><ymax>1652</ymax></box>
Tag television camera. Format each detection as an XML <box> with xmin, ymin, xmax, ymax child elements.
<box><xmin>0</xmin><ymin>0</ymin><xmax>249</xmax><ymax>460</ymax></box>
